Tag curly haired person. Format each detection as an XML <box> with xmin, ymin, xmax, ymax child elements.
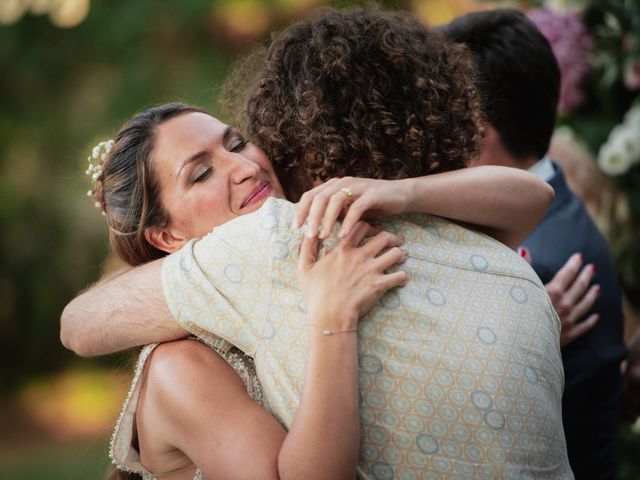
<box><xmin>62</xmin><ymin>8</ymin><xmax>571</xmax><ymax>479</ymax></box>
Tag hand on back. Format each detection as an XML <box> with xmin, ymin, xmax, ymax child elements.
<box><xmin>295</xmin><ymin>177</ymin><xmax>411</xmax><ymax>239</ymax></box>
<box><xmin>297</xmin><ymin>221</ymin><xmax>408</xmax><ymax>330</ymax></box>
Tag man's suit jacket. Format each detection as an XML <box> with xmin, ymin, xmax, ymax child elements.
<box><xmin>521</xmin><ymin>162</ymin><xmax>627</xmax><ymax>388</ymax></box>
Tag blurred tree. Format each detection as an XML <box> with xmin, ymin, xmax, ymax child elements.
<box><xmin>0</xmin><ymin>0</ymin><xmax>245</xmax><ymax>391</ymax></box>
<box><xmin>0</xmin><ymin>0</ymin><xmax>414</xmax><ymax>391</ymax></box>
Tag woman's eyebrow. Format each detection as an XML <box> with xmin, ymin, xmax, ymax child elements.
<box><xmin>176</xmin><ymin>150</ymin><xmax>208</xmax><ymax>178</ymax></box>
<box><xmin>222</xmin><ymin>126</ymin><xmax>234</xmax><ymax>144</ymax></box>
<box><xmin>176</xmin><ymin>126</ymin><xmax>234</xmax><ymax>178</ymax></box>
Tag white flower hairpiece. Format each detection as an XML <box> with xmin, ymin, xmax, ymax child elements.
<box><xmin>86</xmin><ymin>139</ymin><xmax>114</xmax><ymax>213</ymax></box>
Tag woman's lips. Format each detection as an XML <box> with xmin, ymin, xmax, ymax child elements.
<box><xmin>241</xmin><ymin>182</ymin><xmax>272</xmax><ymax>208</ymax></box>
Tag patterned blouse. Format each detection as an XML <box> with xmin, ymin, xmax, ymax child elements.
<box><xmin>162</xmin><ymin>197</ymin><xmax>574</xmax><ymax>480</ymax></box>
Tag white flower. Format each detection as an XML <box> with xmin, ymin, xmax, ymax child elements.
<box><xmin>632</xmin><ymin>415</ymin><xmax>640</xmax><ymax>434</ymax></box>
<box><xmin>617</xmin><ymin>127</ymin><xmax>640</xmax><ymax>161</ymax></box>
<box><xmin>624</xmin><ymin>104</ymin><xmax>640</xmax><ymax>126</ymax></box>
<box><xmin>598</xmin><ymin>106</ymin><xmax>640</xmax><ymax>176</ymax></box>
<box><xmin>598</xmin><ymin>138</ymin><xmax>634</xmax><ymax>175</ymax></box>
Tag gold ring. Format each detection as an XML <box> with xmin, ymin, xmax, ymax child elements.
<box><xmin>340</xmin><ymin>187</ymin><xmax>353</xmax><ymax>198</ymax></box>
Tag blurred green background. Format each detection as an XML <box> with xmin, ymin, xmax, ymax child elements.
<box><xmin>1</xmin><ymin>0</ymin><xmax>639</xmax><ymax>478</ymax></box>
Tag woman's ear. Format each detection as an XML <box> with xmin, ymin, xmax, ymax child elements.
<box><xmin>144</xmin><ymin>226</ymin><xmax>187</xmax><ymax>254</ymax></box>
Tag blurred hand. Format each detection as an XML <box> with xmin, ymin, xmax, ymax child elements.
<box><xmin>297</xmin><ymin>221</ymin><xmax>408</xmax><ymax>330</ymax></box>
<box><xmin>295</xmin><ymin>177</ymin><xmax>410</xmax><ymax>239</ymax></box>
<box><xmin>520</xmin><ymin>249</ymin><xmax>600</xmax><ymax>347</ymax></box>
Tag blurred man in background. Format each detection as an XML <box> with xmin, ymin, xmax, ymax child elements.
<box><xmin>440</xmin><ymin>9</ymin><xmax>627</xmax><ymax>479</ymax></box>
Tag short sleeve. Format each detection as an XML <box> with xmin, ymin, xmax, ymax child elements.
<box><xmin>161</xmin><ymin>197</ymin><xmax>297</xmax><ymax>355</ymax></box>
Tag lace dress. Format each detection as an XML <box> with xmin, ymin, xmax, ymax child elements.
<box><xmin>109</xmin><ymin>334</ymin><xmax>269</xmax><ymax>479</ymax></box>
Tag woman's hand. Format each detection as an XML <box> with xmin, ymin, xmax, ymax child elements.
<box><xmin>297</xmin><ymin>221</ymin><xmax>408</xmax><ymax>329</ymax></box>
<box><xmin>519</xmin><ymin>248</ymin><xmax>600</xmax><ymax>347</ymax></box>
<box><xmin>295</xmin><ymin>177</ymin><xmax>410</xmax><ymax>239</ymax></box>
<box><xmin>543</xmin><ymin>252</ymin><xmax>600</xmax><ymax>347</ymax></box>
<box><xmin>284</xmin><ymin>221</ymin><xmax>407</xmax><ymax>480</ymax></box>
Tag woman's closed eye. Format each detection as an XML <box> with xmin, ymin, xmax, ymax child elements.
<box><xmin>193</xmin><ymin>167</ymin><xmax>212</xmax><ymax>184</ymax></box>
<box><xmin>229</xmin><ymin>136</ymin><xmax>248</xmax><ymax>152</ymax></box>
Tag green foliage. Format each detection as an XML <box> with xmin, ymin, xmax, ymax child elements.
<box><xmin>0</xmin><ymin>440</ymin><xmax>111</xmax><ymax>479</ymax></box>
<box><xmin>0</xmin><ymin>0</ymin><xmax>238</xmax><ymax>390</ymax></box>
<box><xmin>0</xmin><ymin>0</ymin><xmax>412</xmax><ymax>390</ymax></box>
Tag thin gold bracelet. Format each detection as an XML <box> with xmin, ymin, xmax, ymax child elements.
<box><xmin>310</xmin><ymin>324</ymin><xmax>358</xmax><ymax>336</ymax></box>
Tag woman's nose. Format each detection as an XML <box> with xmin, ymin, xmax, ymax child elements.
<box><xmin>226</xmin><ymin>152</ymin><xmax>261</xmax><ymax>183</ymax></box>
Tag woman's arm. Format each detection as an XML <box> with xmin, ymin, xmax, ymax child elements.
<box><xmin>295</xmin><ymin>165</ymin><xmax>554</xmax><ymax>249</ymax></box>
<box><xmin>278</xmin><ymin>223</ymin><xmax>407</xmax><ymax>479</ymax></box>
<box><xmin>136</xmin><ymin>224</ymin><xmax>407</xmax><ymax>480</ymax></box>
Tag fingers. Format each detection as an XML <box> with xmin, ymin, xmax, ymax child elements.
<box><xmin>373</xmin><ymin>246</ymin><xmax>408</xmax><ymax>272</ymax></box>
<box><xmin>297</xmin><ymin>177</ymin><xmax>378</xmax><ymax>239</ymax></box>
<box><xmin>517</xmin><ymin>246</ymin><xmax>532</xmax><ymax>264</ymax></box>
<box><xmin>339</xmin><ymin>198</ymin><xmax>370</xmax><ymax>238</ymax></box>
<box><xmin>297</xmin><ymin>234</ymin><xmax>319</xmax><ymax>273</ymax></box>
<box><xmin>560</xmin><ymin>313</ymin><xmax>599</xmax><ymax>347</ymax></box>
<box><xmin>295</xmin><ymin>178</ymin><xmax>340</xmax><ymax>228</ymax></box>
<box><xmin>341</xmin><ymin>221</ymin><xmax>375</xmax><ymax>248</ymax></box>
<box><xmin>548</xmin><ymin>253</ymin><xmax>583</xmax><ymax>294</ymax></box>
<box><xmin>304</xmin><ymin>193</ymin><xmax>331</xmax><ymax>238</ymax></box>
<box><xmin>375</xmin><ymin>271</ymin><xmax>409</xmax><ymax>293</ymax></box>
<box><xmin>296</xmin><ymin>178</ymin><xmax>351</xmax><ymax>236</ymax></box>
<box><xmin>565</xmin><ymin>284</ymin><xmax>600</xmax><ymax>325</ymax></box>
<box><xmin>319</xmin><ymin>191</ymin><xmax>351</xmax><ymax>239</ymax></box>
<box><xmin>359</xmin><ymin>230</ymin><xmax>404</xmax><ymax>257</ymax></box>
<box><xmin>564</xmin><ymin>264</ymin><xmax>597</xmax><ymax>311</ymax></box>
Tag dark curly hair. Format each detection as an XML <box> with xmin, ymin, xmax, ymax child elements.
<box><xmin>223</xmin><ymin>7</ymin><xmax>483</xmax><ymax>201</ymax></box>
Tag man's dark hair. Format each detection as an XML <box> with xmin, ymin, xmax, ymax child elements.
<box><xmin>439</xmin><ymin>8</ymin><xmax>560</xmax><ymax>160</ymax></box>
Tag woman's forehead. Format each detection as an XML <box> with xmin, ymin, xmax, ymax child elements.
<box><xmin>152</xmin><ymin>113</ymin><xmax>226</xmax><ymax>174</ymax></box>
<box><xmin>158</xmin><ymin>112</ymin><xmax>227</xmax><ymax>144</ymax></box>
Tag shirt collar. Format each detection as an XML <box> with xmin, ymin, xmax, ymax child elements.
<box><xmin>527</xmin><ymin>155</ymin><xmax>555</xmax><ymax>182</ymax></box>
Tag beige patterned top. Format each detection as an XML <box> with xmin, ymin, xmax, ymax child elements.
<box><xmin>162</xmin><ymin>197</ymin><xmax>573</xmax><ymax>480</ymax></box>
<box><xmin>110</xmin><ymin>335</ymin><xmax>269</xmax><ymax>479</ymax></box>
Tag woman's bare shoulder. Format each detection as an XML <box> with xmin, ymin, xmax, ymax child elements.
<box><xmin>137</xmin><ymin>339</ymin><xmax>285</xmax><ymax>479</ymax></box>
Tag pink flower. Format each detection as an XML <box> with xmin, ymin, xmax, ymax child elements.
<box><xmin>623</xmin><ymin>35</ymin><xmax>640</xmax><ymax>91</ymax></box>
<box><xmin>624</xmin><ymin>58</ymin><xmax>640</xmax><ymax>90</ymax></box>
<box><xmin>529</xmin><ymin>8</ymin><xmax>593</xmax><ymax>115</ymax></box>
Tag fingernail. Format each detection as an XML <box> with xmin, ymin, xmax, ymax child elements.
<box><xmin>518</xmin><ymin>247</ymin><xmax>528</xmax><ymax>257</ymax></box>
<box><xmin>595</xmin><ymin>284</ymin><xmax>601</xmax><ymax>294</ymax></box>
<box><xmin>578</xmin><ymin>253</ymin><xmax>584</xmax><ymax>262</ymax></box>
<box><xmin>401</xmin><ymin>248</ymin><xmax>409</xmax><ymax>256</ymax></box>
<box><xmin>591</xmin><ymin>264</ymin><xmax>596</xmax><ymax>274</ymax></box>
